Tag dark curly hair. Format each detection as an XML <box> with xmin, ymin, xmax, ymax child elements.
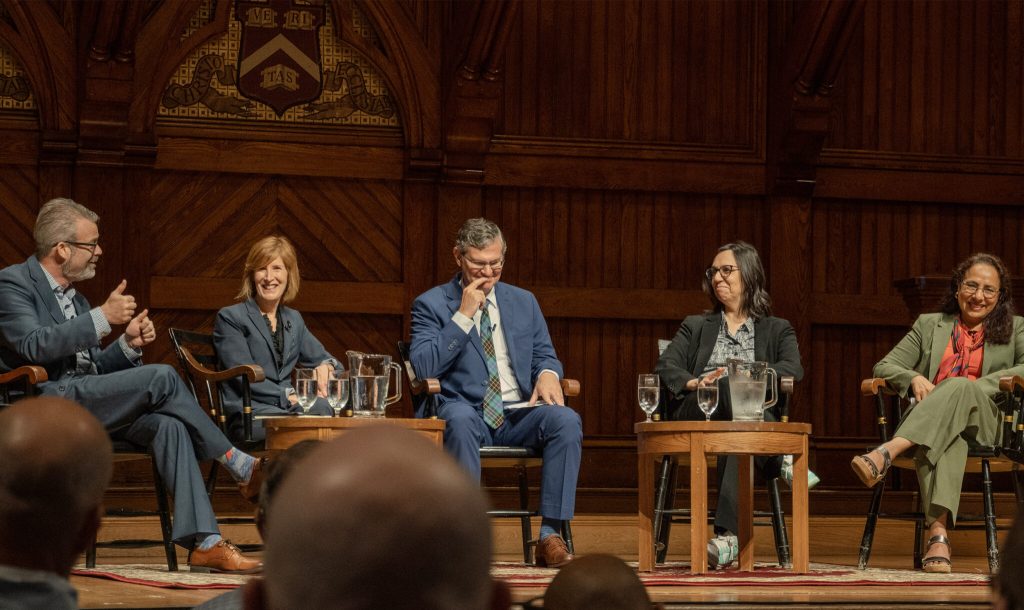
<box><xmin>938</xmin><ymin>253</ymin><xmax>1015</xmax><ymax>344</ymax></box>
<box><xmin>702</xmin><ymin>241</ymin><xmax>772</xmax><ymax>320</ymax></box>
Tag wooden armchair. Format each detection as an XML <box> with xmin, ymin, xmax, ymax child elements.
<box><xmin>396</xmin><ymin>341</ymin><xmax>578</xmax><ymax>564</ymax></box>
<box><xmin>168</xmin><ymin>328</ymin><xmax>265</xmax><ymax>446</ymax></box>
<box><xmin>857</xmin><ymin>376</ymin><xmax>1024</xmax><ymax>573</ymax></box>
<box><xmin>0</xmin><ymin>365</ymin><xmax>47</xmax><ymax>406</ymax></box>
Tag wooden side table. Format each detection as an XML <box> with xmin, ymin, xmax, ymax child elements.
<box><xmin>263</xmin><ymin>416</ymin><xmax>446</xmax><ymax>452</ymax></box>
<box><xmin>636</xmin><ymin>420</ymin><xmax>812</xmax><ymax>574</ymax></box>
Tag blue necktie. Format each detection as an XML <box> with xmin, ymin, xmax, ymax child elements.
<box><xmin>479</xmin><ymin>304</ymin><xmax>504</xmax><ymax>428</ymax></box>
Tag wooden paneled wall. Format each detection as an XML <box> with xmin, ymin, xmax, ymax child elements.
<box><xmin>3</xmin><ymin>0</ymin><xmax>1024</xmax><ymax>514</ymax></box>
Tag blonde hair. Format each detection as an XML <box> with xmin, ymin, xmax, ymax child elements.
<box><xmin>238</xmin><ymin>236</ymin><xmax>301</xmax><ymax>303</ymax></box>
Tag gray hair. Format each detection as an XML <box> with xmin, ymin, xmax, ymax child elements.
<box><xmin>455</xmin><ymin>218</ymin><xmax>506</xmax><ymax>254</ymax></box>
<box><xmin>34</xmin><ymin>198</ymin><xmax>99</xmax><ymax>258</ymax></box>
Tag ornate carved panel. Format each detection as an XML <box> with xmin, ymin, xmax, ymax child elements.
<box><xmin>158</xmin><ymin>0</ymin><xmax>398</xmax><ymax>128</ymax></box>
<box><xmin>0</xmin><ymin>38</ymin><xmax>34</xmax><ymax>113</ymax></box>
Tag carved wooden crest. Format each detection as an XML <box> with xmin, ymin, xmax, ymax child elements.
<box><xmin>235</xmin><ymin>0</ymin><xmax>325</xmax><ymax>116</ymax></box>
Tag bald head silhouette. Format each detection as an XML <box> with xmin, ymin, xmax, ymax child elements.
<box><xmin>543</xmin><ymin>554</ymin><xmax>652</xmax><ymax>610</ymax></box>
<box><xmin>246</xmin><ymin>425</ymin><xmax>509</xmax><ymax>610</ymax></box>
<box><xmin>0</xmin><ymin>397</ymin><xmax>113</xmax><ymax>576</ymax></box>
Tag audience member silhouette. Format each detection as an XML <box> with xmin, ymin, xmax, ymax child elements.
<box><xmin>195</xmin><ymin>439</ymin><xmax>321</xmax><ymax>610</ymax></box>
<box><xmin>242</xmin><ymin>426</ymin><xmax>511</xmax><ymax>610</ymax></box>
<box><xmin>993</xmin><ymin>516</ymin><xmax>1024</xmax><ymax>610</ymax></box>
<box><xmin>0</xmin><ymin>397</ymin><xmax>114</xmax><ymax>609</ymax></box>
<box><xmin>541</xmin><ymin>554</ymin><xmax>655</xmax><ymax>610</ymax></box>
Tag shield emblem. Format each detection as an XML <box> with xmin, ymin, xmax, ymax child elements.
<box><xmin>235</xmin><ymin>0</ymin><xmax>325</xmax><ymax>116</ymax></box>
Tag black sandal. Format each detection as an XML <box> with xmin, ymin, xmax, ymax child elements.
<box><xmin>922</xmin><ymin>534</ymin><xmax>952</xmax><ymax>573</ymax></box>
<box><xmin>851</xmin><ymin>445</ymin><xmax>892</xmax><ymax>488</ymax></box>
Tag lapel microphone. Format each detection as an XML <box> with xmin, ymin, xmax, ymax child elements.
<box><xmin>285</xmin><ymin>319</ymin><xmax>292</xmax><ymax>332</ymax></box>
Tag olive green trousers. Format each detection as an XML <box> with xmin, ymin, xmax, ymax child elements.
<box><xmin>894</xmin><ymin>377</ymin><xmax>1002</xmax><ymax>525</ymax></box>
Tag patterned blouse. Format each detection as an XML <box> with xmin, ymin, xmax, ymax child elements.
<box><xmin>701</xmin><ymin>315</ymin><xmax>756</xmax><ymax>375</ymax></box>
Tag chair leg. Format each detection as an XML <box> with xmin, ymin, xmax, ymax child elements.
<box><xmin>982</xmin><ymin>459</ymin><xmax>999</xmax><ymax>573</ymax></box>
<box><xmin>516</xmin><ymin>465</ymin><xmax>532</xmax><ymax>564</ymax></box>
<box><xmin>913</xmin><ymin>518</ymin><xmax>924</xmax><ymax>570</ymax></box>
<box><xmin>857</xmin><ymin>481</ymin><xmax>886</xmax><ymax>569</ymax></box>
<box><xmin>151</xmin><ymin>456</ymin><xmax>178</xmax><ymax>571</ymax></box>
<box><xmin>654</xmin><ymin>456</ymin><xmax>677</xmax><ymax>564</ymax></box>
<box><xmin>768</xmin><ymin>477</ymin><xmax>791</xmax><ymax>567</ymax></box>
<box><xmin>561</xmin><ymin>521</ymin><xmax>575</xmax><ymax>555</ymax></box>
<box><xmin>86</xmin><ymin>533</ymin><xmax>97</xmax><ymax>568</ymax></box>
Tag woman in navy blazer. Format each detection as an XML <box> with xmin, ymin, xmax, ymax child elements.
<box><xmin>214</xmin><ymin>236</ymin><xmax>338</xmax><ymax>442</ymax></box>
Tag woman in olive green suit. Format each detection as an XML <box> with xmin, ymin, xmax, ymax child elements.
<box><xmin>852</xmin><ymin>253</ymin><xmax>1024</xmax><ymax>573</ymax></box>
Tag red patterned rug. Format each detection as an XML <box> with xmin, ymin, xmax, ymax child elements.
<box><xmin>72</xmin><ymin>561</ymin><xmax>990</xmax><ymax>590</ymax></box>
<box><xmin>492</xmin><ymin>561</ymin><xmax>990</xmax><ymax>587</ymax></box>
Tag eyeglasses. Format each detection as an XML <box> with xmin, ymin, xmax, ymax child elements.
<box><xmin>705</xmin><ymin>265</ymin><xmax>739</xmax><ymax>281</ymax></box>
<box><xmin>961</xmin><ymin>281</ymin><xmax>1000</xmax><ymax>299</ymax></box>
<box><xmin>62</xmin><ymin>240</ymin><xmax>100</xmax><ymax>254</ymax></box>
<box><xmin>461</xmin><ymin>256</ymin><xmax>504</xmax><ymax>272</ymax></box>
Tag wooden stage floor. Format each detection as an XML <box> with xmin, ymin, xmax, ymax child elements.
<box><xmin>76</xmin><ymin>515</ymin><xmax>995</xmax><ymax>609</ymax></box>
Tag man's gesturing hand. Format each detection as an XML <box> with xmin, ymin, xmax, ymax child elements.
<box><xmin>101</xmin><ymin>280</ymin><xmax>137</xmax><ymax>325</ymax></box>
<box><xmin>125</xmin><ymin>309</ymin><xmax>156</xmax><ymax>348</ymax></box>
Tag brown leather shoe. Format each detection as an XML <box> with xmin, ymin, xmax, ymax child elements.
<box><xmin>238</xmin><ymin>456</ymin><xmax>267</xmax><ymax>503</ymax></box>
<box><xmin>190</xmin><ymin>539</ymin><xmax>262</xmax><ymax>574</ymax></box>
<box><xmin>535</xmin><ymin>534</ymin><xmax>574</xmax><ymax>568</ymax></box>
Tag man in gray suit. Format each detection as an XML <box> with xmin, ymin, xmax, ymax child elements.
<box><xmin>0</xmin><ymin>198</ymin><xmax>263</xmax><ymax>573</ymax></box>
<box><xmin>0</xmin><ymin>397</ymin><xmax>112</xmax><ymax>609</ymax></box>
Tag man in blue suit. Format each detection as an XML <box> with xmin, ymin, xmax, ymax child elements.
<box><xmin>0</xmin><ymin>198</ymin><xmax>264</xmax><ymax>573</ymax></box>
<box><xmin>410</xmin><ymin>218</ymin><xmax>582</xmax><ymax>568</ymax></box>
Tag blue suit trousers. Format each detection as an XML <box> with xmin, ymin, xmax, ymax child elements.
<box><xmin>438</xmin><ymin>401</ymin><xmax>582</xmax><ymax>521</ymax></box>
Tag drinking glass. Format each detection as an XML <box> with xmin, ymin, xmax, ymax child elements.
<box><xmin>328</xmin><ymin>370</ymin><xmax>350</xmax><ymax>417</ymax></box>
<box><xmin>697</xmin><ymin>383</ymin><xmax>719</xmax><ymax>421</ymax></box>
<box><xmin>637</xmin><ymin>374</ymin><xmax>660</xmax><ymax>422</ymax></box>
<box><xmin>294</xmin><ymin>369</ymin><xmax>317</xmax><ymax>414</ymax></box>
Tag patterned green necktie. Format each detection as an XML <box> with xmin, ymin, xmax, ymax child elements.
<box><xmin>479</xmin><ymin>304</ymin><xmax>505</xmax><ymax>428</ymax></box>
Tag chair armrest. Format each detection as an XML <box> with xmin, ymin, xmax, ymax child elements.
<box><xmin>1000</xmin><ymin>375</ymin><xmax>1024</xmax><ymax>393</ymax></box>
<box><xmin>0</xmin><ymin>365</ymin><xmax>48</xmax><ymax>385</ymax></box>
<box><xmin>181</xmin><ymin>349</ymin><xmax>265</xmax><ymax>383</ymax></box>
<box><xmin>561</xmin><ymin>378</ymin><xmax>580</xmax><ymax>397</ymax></box>
<box><xmin>861</xmin><ymin>378</ymin><xmax>897</xmax><ymax>396</ymax></box>
<box><xmin>410</xmin><ymin>376</ymin><xmax>441</xmax><ymax>396</ymax></box>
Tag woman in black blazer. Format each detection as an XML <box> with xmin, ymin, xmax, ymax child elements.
<box><xmin>214</xmin><ymin>236</ymin><xmax>338</xmax><ymax>443</ymax></box>
<box><xmin>655</xmin><ymin>241</ymin><xmax>809</xmax><ymax>568</ymax></box>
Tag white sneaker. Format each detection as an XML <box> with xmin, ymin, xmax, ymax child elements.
<box><xmin>707</xmin><ymin>533</ymin><xmax>738</xmax><ymax>568</ymax></box>
<box><xmin>780</xmin><ymin>455</ymin><xmax>820</xmax><ymax>490</ymax></box>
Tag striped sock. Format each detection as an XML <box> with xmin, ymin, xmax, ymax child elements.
<box><xmin>216</xmin><ymin>448</ymin><xmax>256</xmax><ymax>483</ymax></box>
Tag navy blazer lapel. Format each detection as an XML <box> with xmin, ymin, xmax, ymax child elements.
<box><xmin>446</xmin><ymin>275</ymin><xmax>486</xmax><ymax>362</ymax></box>
<box><xmin>495</xmin><ymin>283</ymin><xmax>516</xmax><ymax>352</ymax></box>
<box><xmin>245</xmin><ymin>300</ymin><xmax>278</xmax><ymax>373</ymax></box>
<box><xmin>279</xmin><ymin>306</ymin><xmax>297</xmax><ymax>364</ymax></box>
<box><xmin>27</xmin><ymin>257</ymin><xmax>65</xmax><ymax>324</ymax></box>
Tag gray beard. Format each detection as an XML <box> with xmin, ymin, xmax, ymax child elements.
<box><xmin>62</xmin><ymin>259</ymin><xmax>96</xmax><ymax>283</ymax></box>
